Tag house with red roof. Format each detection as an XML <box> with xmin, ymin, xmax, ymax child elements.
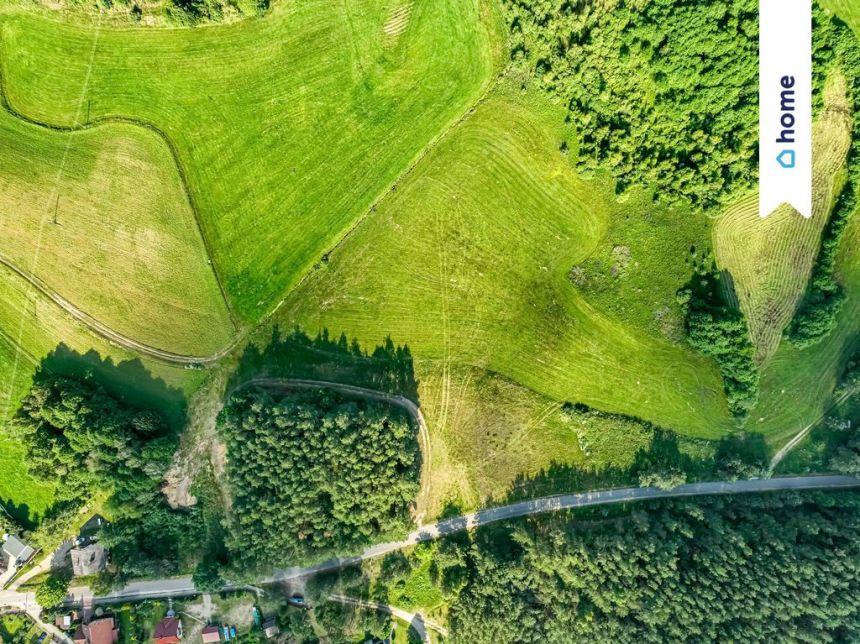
<box><xmin>153</xmin><ymin>617</ymin><xmax>183</xmax><ymax>644</ymax></box>
<box><xmin>73</xmin><ymin>617</ymin><xmax>119</xmax><ymax>644</ymax></box>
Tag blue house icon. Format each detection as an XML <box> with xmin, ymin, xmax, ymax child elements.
<box><xmin>777</xmin><ymin>150</ymin><xmax>796</xmax><ymax>169</ymax></box>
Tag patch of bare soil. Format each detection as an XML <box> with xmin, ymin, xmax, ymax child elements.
<box><xmin>225</xmin><ymin>601</ymin><xmax>255</xmax><ymax>626</ymax></box>
<box><xmin>161</xmin><ymin>371</ymin><xmax>229</xmax><ymax>509</ymax></box>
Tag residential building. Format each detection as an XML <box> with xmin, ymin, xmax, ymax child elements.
<box><xmin>73</xmin><ymin>617</ymin><xmax>119</xmax><ymax>644</ymax></box>
<box><xmin>201</xmin><ymin>626</ymin><xmax>221</xmax><ymax>643</ymax></box>
<box><xmin>70</xmin><ymin>543</ymin><xmax>108</xmax><ymax>577</ymax></box>
<box><xmin>153</xmin><ymin>617</ymin><xmax>183</xmax><ymax>644</ymax></box>
<box><xmin>1</xmin><ymin>534</ymin><xmax>35</xmax><ymax>567</ymax></box>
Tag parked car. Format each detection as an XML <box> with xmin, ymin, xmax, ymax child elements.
<box><xmin>288</xmin><ymin>594</ymin><xmax>306</xmax><ymax>607</ymax></box>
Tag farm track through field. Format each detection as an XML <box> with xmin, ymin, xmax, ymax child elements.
<box><xmin>264</xmin><ymin>71</ymin><xmax>506</xmax><ymax>322</ymax></box>
<box><xmin>769</xmin><ymin>385</ymin><xmax>858</xmax><ymax>471</ymax></box>
<box><xmin>0</xmin><ymin>35</ymin><xmax>241</xmax><ymax>333</ymax></box>
<box><xmin>0</xmin><ymin>26</ymin><xmax>502</xmax><ymax>366</ymax></box>
<box><xmin>0</xmin><ymin>252</ymin><xmax>243</xmax><ymax>364</ymax></box>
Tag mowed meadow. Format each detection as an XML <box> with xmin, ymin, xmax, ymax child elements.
<box><xmin>0</xmin><ymin>109</ymin><xmax>234</xmax><ymax>356</ymax></box>
<box><xmin>277</xmin><ymin>81</ymin><xmax>737</xmax><ymax>513</ymax></box>
<box><xmin>1</xmin><ymin>0</ymin><xmax>860</xmax><ymax>521</ymax></box>
<box><xmin>0</xmin><ymin>0</ymin><xmax>499</xmax><ymax>322</ymax></box>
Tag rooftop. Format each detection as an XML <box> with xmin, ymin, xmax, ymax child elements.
<box><xmin>1</xmin><ymin>535</ymin><xmax>34</xmax><ymax>563</ymax></box>
<box><xmin>71</xmin><ymin>543</ymin><xmax>107</xmax><ymax>577</ymax></box>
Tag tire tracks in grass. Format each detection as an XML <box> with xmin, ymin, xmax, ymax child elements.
<box><xmin>0</xmin><ymin>253</ymin><xmax>243</xmax><ymax>364</ymax></box>
<box><xmin>2</xmin><ymin>12</ymin><xmax>102</xmax><ymax>418</ymax></box>
<box><xmin>0</xmin><ymin>27</ymin><xmax>241</xmax><ymax>334</ymax></box>
<box><xmin>0</xmin><ymin>6</ymin><xmax>501</xmax><ymax>365</ymax></box>
<box><xmin>769</xmin><ymin>385</ymin><xmax>858</xmax><ymax>471</ymax></box>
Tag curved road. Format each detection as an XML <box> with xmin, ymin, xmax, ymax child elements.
<box><xmin>328</xmin><ymin>594</ymin><xmax>448</xmax><ymax>643</ymax></box>
<box><xmin>3</xmin><ymin>475</ymin><xmax>853</xmax><ymax>612</ymax></box>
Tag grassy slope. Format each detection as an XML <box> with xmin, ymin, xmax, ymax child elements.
<box><xmin>749</xmin><ymin>1</ymin><xmax>860</xmax><ymax>447</ymax></box>
<box><xmin>0</xmin><ymin>0</ymin><xmax>495</xmax><ymax>322</ymax></box>
<box><xmin>714</xmin><ymin>75</ymin><xmax>852</xmax><ymax>363</ymax></box>
<box><xmin>276</xmin><ymin>79</ymin><xmax>734</xmax><ymax>513</ymax></box>
<box><xmin>822</xmin><ymin>0</ymin><xmax>860</xmax><ymax>32</ymax></box>
<box><xmin>0</xmin><ymin>260</ymin><xmax>204</xmax><ymax>524</ymax></box>
<box><xmin>0</xmin><ymin>108</ymin><xmax>234</xmax><ymax>355</ymax></box>
<box><xmin>0</xmin><ymin>334</ymin><xmax>54</xmax><ymax>523</ymax></box>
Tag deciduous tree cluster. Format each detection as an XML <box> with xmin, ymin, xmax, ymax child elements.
<box><xmin>13</xmin><ymin>371</ymin><xmax>196</xmax><ymax>579</ymax></box>
<box><xmin>678</xmin><ymin>267</ymin><xmax>758</xmax><ymax>421</ymax></box>
<box><xmin>218</xmin><ymin>387</ymin><xmax>420</xmax><ymax>567</ymax></box>
<box><xmin>503</xmin><ymin>0</ymin><xmax>758</xmax><ymax>208</ymax></box>
<box><xmin>13</xmin><ymin>372</ymin><xmax>176</xmax><ymax>508</ymax></box>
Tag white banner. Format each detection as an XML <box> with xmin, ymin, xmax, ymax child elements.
<box><xmin>759</xmin><ymin>0</ymin><xmax>812</xmax><ymax>219</ymax></box>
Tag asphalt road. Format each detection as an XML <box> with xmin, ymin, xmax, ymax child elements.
<box><xmin>3</xmin><ymin>475</ymin><xmax>858</xmax><ymax>611</ymax></box>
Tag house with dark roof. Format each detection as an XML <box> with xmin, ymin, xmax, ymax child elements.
<box><xmin>71</xmin><ymin>543</ymin><xmax>107</xmax><ymax>577</ymax></box>
<box><xmin>153</xmin><ymin>617</ymin><xmax>183</xmax><ymax>644</ymax></box>
<box><xmin>201</xmin><ymin>626</ymin><xmax>221</xmax><ymax>644</ymax></box>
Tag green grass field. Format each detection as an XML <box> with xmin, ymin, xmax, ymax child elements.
<box><xmin>751</xmin><ymin>201</ymin><xmax>860</xmax><ymax>446</ymax></box>
<box><xmin>713</xmin><ymin>75</ymin><xmax>853</xmax><ymax>363</ymax></box>
<box><xmin>275</xmin><ymin>80</ymin><xmax>736</xmax><ymax>513</ymax></box>
<box><xmin>0</xmin><ymin>334</ymin><xmax>54</xmax><ymax>525</ymax></box>
<box><xmin>0</xmin><ymin>107</ymin><xmax>234</xmax><ymax>356</ymax></box>
<box><xmin>0</xmin><ymin>257</ymin><xmax>205</xmax><ymax>524</ymax></box>
<box><xmin>0</xmin><ymin>0</ymin><xmax>498</xmax><ymax>322</ymax></box>
<box><xmin>822</xmin><ymin>0</ymin><xmax>860</xmax><ymax>34</ymax></box>
<box><xmin>1</xmin><ymin>0</ymin><xmax>860</xmax><ymax>525</ymax></box>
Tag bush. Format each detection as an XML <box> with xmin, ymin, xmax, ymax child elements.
<box><xmin>193</xmin><ymin>559</ymin><xmax>224</xmax><ymax>592</ymax></box>
<box><xmin>638</xmin><ymin>468</ymin><xmax>687</xmax><ymax>490</ymax></box>
<box><xmin>36</xmin><ymin>573</ymin><xmax>71</xmax><ymax>608</ymax></box>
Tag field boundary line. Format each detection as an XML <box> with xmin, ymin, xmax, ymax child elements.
<box><xmin>0</xmin><ymin>256</ymin><xmax>243</xmax><ymax>364</ymax></box>
<box><xmin>259</xmin><ymin>33</ymin><xmax>510</xmax><ymax>328</ymax></box>
<box><xmin>2</xmin><ymin>13</ymin><xmax>102</xmax><ymax>418</ymax></box>
<box><xmin>0</xmin><ymin>29</ymin><xmax>241</xmax><ymax>333</ymax></box>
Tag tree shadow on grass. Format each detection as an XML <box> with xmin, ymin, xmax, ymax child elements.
<box><xmin>229</xmin><ymin>327</ymin><xmax>419</xmax><ymax>403</ymax></box>
<box><xmin>39</xmin><ymin>343</ymin><xmax>186</xmax><ymax>431</ymax></box>
<box><xmin>1</xmin><ymin>497</ymin><xmax>33</xmax><ymax>530</ymax></box>
<box><xmin>502</xmin><ymin>403</ymin><xmax>770</xmax><ymax>504</ymax></box>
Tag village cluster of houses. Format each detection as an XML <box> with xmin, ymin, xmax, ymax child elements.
<box><xmin>55</xmin><ymin>611</ymin><xmax>281</xmax><ymax>644</ymax></box>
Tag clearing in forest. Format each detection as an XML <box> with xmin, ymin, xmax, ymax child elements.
<box><xmin>713</xmin><ymin>74</ymin><xmax>853</xmax><ymax>363</ymax></box>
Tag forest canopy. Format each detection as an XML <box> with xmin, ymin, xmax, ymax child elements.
<box><xmin>12</xmin><ymin>370</ymin><xmax>200</xmax><ymax>579</ymax></box>
<box><xmin>448</xmin><ymin>491</ymin><xmax>860</xmax><ymax>642</ymax></box>
<box><xmin>503</xmin><ymin>0</ymin><xmax>759</xmax><ymax>208</ymax></box>
<box><xmin>218</xmin><ymin>387</ymin><xmax>420</xmax><ymax>567</ymax></box>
